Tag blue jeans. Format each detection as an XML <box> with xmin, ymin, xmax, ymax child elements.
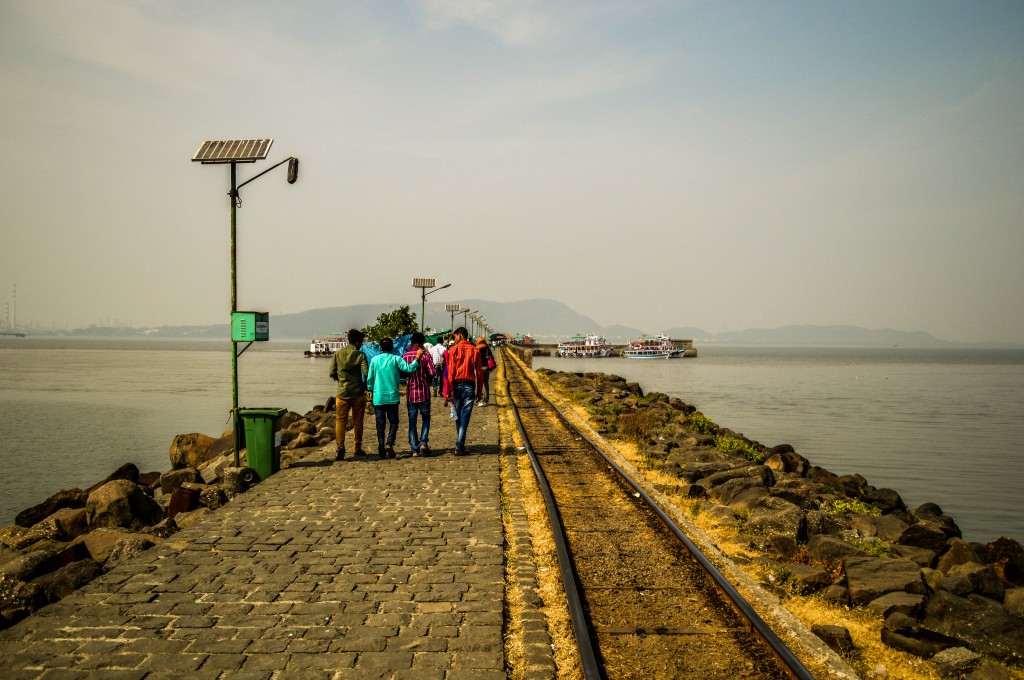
<box><xmin>407</xmin><ymin>400</ymin><xmax>431</xmax><ymax>451</ymax></box>
<box><xmin>451</xmin><ymin>381</ymin><xmax>476</xmax><ymax>453</ymax></box>
<box><xmin>373</xmin><ymin>403</ymin><xmax>399</xmax><ymax>453</ymax></box>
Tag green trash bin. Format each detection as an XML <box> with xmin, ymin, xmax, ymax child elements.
<box><xmin>238</xmin><ymin>408</ymin><xmax>287</xmax><ymax>482</ymax></box>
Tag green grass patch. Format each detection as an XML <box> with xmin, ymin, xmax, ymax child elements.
<box><xmin>714</xmin><ymin>435</ymin><xmax>767</xmax><ymax>463</ymax></box>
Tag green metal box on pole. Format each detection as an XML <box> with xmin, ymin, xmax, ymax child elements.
<box><xmin>231</xmin><ymin>312</ymin><xmax>269</xmax><ymax>342</ymax></box>
<box><xmin>238</xmin><ymin>407</ymin><xmax>287</xmax><ymax>481</ymax></box>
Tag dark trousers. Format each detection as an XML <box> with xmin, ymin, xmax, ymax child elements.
<box><xmin>373</xmin><ymin>403</ymin><xmax>399</xmax><ymax>452</ymax></box>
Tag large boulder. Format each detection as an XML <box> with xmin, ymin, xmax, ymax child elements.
<box><xmin>843</xmin><ymin>556</ymin><xmax>925</xmax><ymax>606</ymax></box>
<box><xmin>920</xmin><ymin>591</ymin><xmax>1024</xmax><ymax>664</ymax></box>
<box><xmin>85</xmin><ymin>480</ymin><xmax>163</xmax><ymax>530</ymax></box>
<box><xmin>168</xmin><ymin>432</ymin><xmax>217</xmax><ymax>469</ymax></box>
<box><xmin>30</xmin><ymin>558</ymin><xmax>102</xmax><ymax>602</ymax></box>
<box><xmin>86</xmin><ymin>462</ymin><xmax>140</xmax><ymax>493</ymax></box>
<box><xmin>14</xmin><ymin>488</ymin><xmax>87</xmax><ymax>528</ymax></box>
<box><xmin>70</xmin><ymin>528</ymin><xmax>161</xmax><ymax>564</ymax></box>
<box><xmin>745</xmin><ymin>497</ymin><xmax>807</xmax><ymax>544</ymax></box>
<box><xmin>0</xmin><ymin>574</ymin><xmax>46</xmax><ymax>624</ymax></box>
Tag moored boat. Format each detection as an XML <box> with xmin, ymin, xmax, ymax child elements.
<box><xmin>305</xmin><ymin>336</ymin><xmax>347</xmax><ymax>357</ymax></box>
<box><xmin>621</xmin><ymin>334</ymin><xmax>696</xmax><ymax>359</ymax></box>
<box><xmin>557</xmin><ymin>333</ymin><xmax>614</xmax><ymax>358</ymax></box>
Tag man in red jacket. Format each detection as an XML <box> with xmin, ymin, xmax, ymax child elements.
<box><xmin>442</xmin><ymin>327</ymin><xmax>484</xmax><ymax>456</ymax></box>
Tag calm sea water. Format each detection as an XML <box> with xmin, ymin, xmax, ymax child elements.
<box><xmin>535</xmin><ymin>346</ymin><xmax>1024</xmax><ymax>545</ymax></box>
<box><xmin>1</xmin><ymin>338</ymin><xmax>1022</xmax><ymax>545</ymax></box>
<box><xmin>0</xmin><ymin>337</ymin><xmax>334</xmax><ymax>528</ymax></box>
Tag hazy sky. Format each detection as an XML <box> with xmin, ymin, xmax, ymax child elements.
<box><xmin>2</xmin><ymin>1</ymin><xmax>1022</xmax><ymax>342</ymax></box>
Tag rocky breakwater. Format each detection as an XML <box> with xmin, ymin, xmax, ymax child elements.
<box><xmin>0</xmin><ymin>399</ymin><xmax>342</xmax><ymax>628</ymax></box>
<box><xmin>539</xmin><ymin>368</ymin><xmax>1024</xmax><ymax>676</ymax></box>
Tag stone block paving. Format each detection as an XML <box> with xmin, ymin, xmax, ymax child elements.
<box><xmin>0</xmin><ymin>398</ymin><xmax>507</xmax><ymax>679</ymax></box>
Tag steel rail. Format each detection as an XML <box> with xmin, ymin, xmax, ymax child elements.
<box><xmin>504</xmin><ymin>357</ymin><xmax>603</xmax><ymax>680</ymax></box>
<box><xmin>502</xmin><ymin>348</ymin><xmax>816</xmax><ymax>680</ymax></box>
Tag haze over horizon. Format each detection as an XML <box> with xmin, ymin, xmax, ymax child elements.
<box><xmin>2</xmin><ymin>2</ymin><xmax>1022</xmax><ymax>344</ymax></box>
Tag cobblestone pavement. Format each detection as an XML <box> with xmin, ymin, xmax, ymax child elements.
<box><xmin>0</xmin><ymin>397</ymin><xmax>507</xmax><ymax>679</ymax></box>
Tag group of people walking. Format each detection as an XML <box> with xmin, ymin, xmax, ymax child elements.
<box><xmin>328</xmin><ymin>326</ymin><xmax>496</xmax><ymax>460</ymax></box>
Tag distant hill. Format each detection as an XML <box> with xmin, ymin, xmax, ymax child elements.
<box><xmin>78</xmin><ymin>299</ymin><xmax>1010</xmax><ymax>347</ymax></box>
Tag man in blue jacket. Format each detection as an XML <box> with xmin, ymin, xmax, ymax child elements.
<box><xmin>366</xmin><ymin>337</ymin><xmax>424</xmax><ymax>459</ymax></box>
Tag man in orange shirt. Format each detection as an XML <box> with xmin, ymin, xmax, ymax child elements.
<box><xmin>442</xmin><ymin>327</ymin><xmax>485</xmax><ymax>456</ymax></box>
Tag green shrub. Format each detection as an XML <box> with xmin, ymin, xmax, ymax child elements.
<box><xmin>714</xmin><ymin>435</ymin><xmax>767</xmax><ymax>463</ymax></box>
<box><xmin>688</xmin><ymin>412</ymin><xmax>718</xmax><ymax>435</ymax></box>
<box><xmin>821</xmin><ymin>498</ymin><xmax>881</xmax><ymax>517</ymax></box>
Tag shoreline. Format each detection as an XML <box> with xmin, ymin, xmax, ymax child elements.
<box><xmin>524</xmin><ymin>359</ymin><xmax>1023</xmax><ymax>677</ymax></box>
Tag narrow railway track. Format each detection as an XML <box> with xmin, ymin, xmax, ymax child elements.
<box><xmin>501</xmin><ymin>348</ymin><xmax>814</xmax><ymax>679</ymax></box>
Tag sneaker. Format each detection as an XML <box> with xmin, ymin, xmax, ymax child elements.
<box><xmin>453</xmin><ymin>449</ymin><xmax>465</xmax><ymax>457</ymax></box>
<box><xmin>385</xmin><ymin>445</ymin><xmax>396</xmax><ymax>459</ymax></box>
<box><xmin>420</xmin><ymin>445</ymin><xmax>430</xmax><ymax>456</ymax></box>
<box><xmin>411</xmin><ymin>450</ymin><xmax>421</xmax><ymax>457</ymax></box>
<box><xmin>353</xmin><ymin>449</ymin><xmax>367</xmax><ymax>457</ymax></box>
<box><xmin>335</xmin><ymin>447</ymin><xmax>346</xmax><ymax>461</ymax></box>
<box><xmin>378</xmin><ymin>449</ymin><xmax>387</xmax><ymax>459</ymax></box>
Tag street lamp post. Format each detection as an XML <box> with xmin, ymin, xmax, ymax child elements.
<box><xmin>193</xmin><ymin>139</ymin><xmax>298</xmax><ymax>464</ymax></box>
<box><xmin>445</xmin><ymin>304</ymin><xmax>461</xmax><ymax>335</ymax></box>
<box><xmin>413</xmin><ymin>279</ymin><xmax>451</xmax><ymax>333</ymax></box>
<box><xmin>460</xmin><ymin>307</ymin><xmax>472</xmax><ymax>330</ymax></box>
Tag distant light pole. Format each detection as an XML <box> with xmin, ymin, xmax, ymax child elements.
<box><xmin>445</xmin><ymin>304</ymin><xmax>461</xmax><ymax>335</ymax></box>
<box><xmin>413</xmin><ymin>279</ymin><xmax>451</xmax><ymax>333</ymax></box>
<box><xmin>460</xmin><ymin>307</ymin><xmax>472</xmax><ymax>330</ymax></box>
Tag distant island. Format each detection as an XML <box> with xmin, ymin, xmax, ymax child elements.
<box><xmin>45</xmin><ymin>299</ymin><xmax>1022</xmax><ymax>349</ymax></box>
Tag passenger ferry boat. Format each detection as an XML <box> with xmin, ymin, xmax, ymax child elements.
<box><xmin>621</xmin><ymin>334</ymin><xmax>696</xmax><ymax>359</ymax></box>
<box><xmin>305</xmin><ymin>336</ymin><xmax>347</xmax><ymax>357</ymax></box>
<box><xmin>557</xmin><ymin>333</ymin><xmax>614</xmax><ymax>358</ymax></box>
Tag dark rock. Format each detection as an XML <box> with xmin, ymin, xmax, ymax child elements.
<box><xmin>143</xmin><ymin>518</ymin><xmax>178</xmax><ymax>539</ymax></box>
<box><xmin>966</xmin><ymin>661</ymin><xmax>1014</xmax><ymax>680</ymax></box>
<box><xmin>8</xmin><ymin>517</ymin><xmax>68</xmax><ymax>550</ymax></box>
<box><xmin>286</xmin><ymin>432</ymin><xmax>317</xmax><ymax>449</ymax></box>
<box><xmin>807</xmin><ymin>535</ymin><xmax>866</xmax><ymax>563</ymax></box>
<box><xmin>931</xmin><ymin>647</ymin><xmax>981</xmax><ymax>678</ymax></box>
<box><xmin>820</xmin><ymin>584</ymin><xmax>850</xmax><ymax>607</ymax></box>
<box><xmin>85</xmin><ymin>462</ymin><xmax>140</xmax><ymax>493</ymax></box>
<box><xmin>14</xmin><ymin>488</ymin><xmax>87</xmax><ymax>528</ymax></box>
<box><xmin>880</xmin><ymin>627</ymin><xmax>956</xmax><ymax>658</ymax></box>
<box><xmin>0</xmin><ymin>549</ymin><xmax>57</xmax><ymax>581</ymax></box>
<box><xmin>867</xmin><ymin>592</ymin><xmax>925</xmax><ymax>618</ymax></box>
<box><xmin>103</xmin><ymin>537</ymin><xmax>155</xmax><ymax>572</ymax></box>
<box><xmin>920</xmin><ymin>591</ymin><xmax>1024</xmax><ymax>663</ymax></box>
<box><xmin>47</xmin><ymin>508</ymin><xmax>89</xmax><ymax>540</ymax></box>
<box><xmin>86</xmin><ymin>480</ymin><xmax>164</xmax><ymax>530</ymax></box>
<box><xmin>138</xmin><ymin>471</ymin><xmax>162</xmax><ymax>490</ymax></box>
<box><xmin>899</xmin><ymin>520</ymin><xmax>950</xmax><ymax>552</ymax></box>
<box><xmin>199</xmin><ymin>486</ymin><xmax>228</xmax><ymax>510</ymax></box>
<box><xmin>159</xmin><ymin>467</ymin><xmax>199</xmax><ymax>495</ymax></box>
<box><xmin>1004</xmin><ymin>587</ymin><xmax>1024</xmax><ymax>615</ymax></box>
<box><xmin>765</xmin><ymin>536</ymin><xmax>798</xmax><ymax>560</ymax></box>
<box><xmin>884</xmin><ymin>611</ymin><xmax>918</xmax><ymax>631</ymax></box>
<box><xmin>986</xmin><ymin>537</ymin><xmax>1024</xmax><ymax>587</ymax></box>
<box><xmin>30</xmin><ymin>558</ymin><xmax>102</xmax><ymax>601</ymax></box>
<box><xmin>943</xmin><ymin>563</ymin><xmax>1005</xmax><ymax>601</ymax></box>
<box><xmin>746</xmin><ymin>497</ymin><xmax>807</xmax><ymax>544</ymax></box>
<box><xmin>70</xmin><ymin>528</ymin><xmax>157</xmax><ymax>563</ymax></box>
<box><xmin>805</xmin><ymin>510</ymin><xmax>851</xmax><ymax>538</ymax></box>
<box><xmin>863</xmin><ymin>487</ymin><xmax>906</xmax><ymax>514</ymax></box>
<box><xmin>0</xmin><ymin>574</ymin><xmax>46</xmax><ymax>624</ymax></box>
<box><xmin>890</xmin><ymin>543</ymin><xmax>937</xmax><ymax>568</ymax></box>
<box><xmin>168</xmin><ymin>432</ymin><xmax>217</xmax><ymax>469</ymax></box>
<box><xmin>782</xmin><ymin>563</ymin><xmax>831</xmax><ymax>594</ymax></box>
<box><xmin>769</xmin><ymin>478</ymin><xmax>826</xmax><ymax>509</ymax></box>
<box><xmin>843</xmin><ymin>557</ymin><xmax>925</xmax><ymax>606</ymax></box>
<box><xmin>811</xmin><ymin>624</ymin><xmax>855</xmax><ymax>655</ymax></box>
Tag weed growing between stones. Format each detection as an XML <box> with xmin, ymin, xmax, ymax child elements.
<box><xmin>714</xmin><ymin>434</ymin><xmax>768</xmax><ymax>463</ymax></box>
<box><xmin>821</xmin><ymin>497</ymin><xmax>881</xmax><ymax>517</ymax></box>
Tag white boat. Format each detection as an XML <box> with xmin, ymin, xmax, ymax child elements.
<box><xmin>305</xmin><ymin>336</ymin><xmax>347</xmax><ymax>357</ymax></box>
<box><xmin>621</xmin><ymin>334</ymin><xmax>695</xmax><ymax>359</ymax></box>
<box><xmin>557</xmin><ymin>333</ymin><xmax>614</xmax><ymax>358</ymax></box>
